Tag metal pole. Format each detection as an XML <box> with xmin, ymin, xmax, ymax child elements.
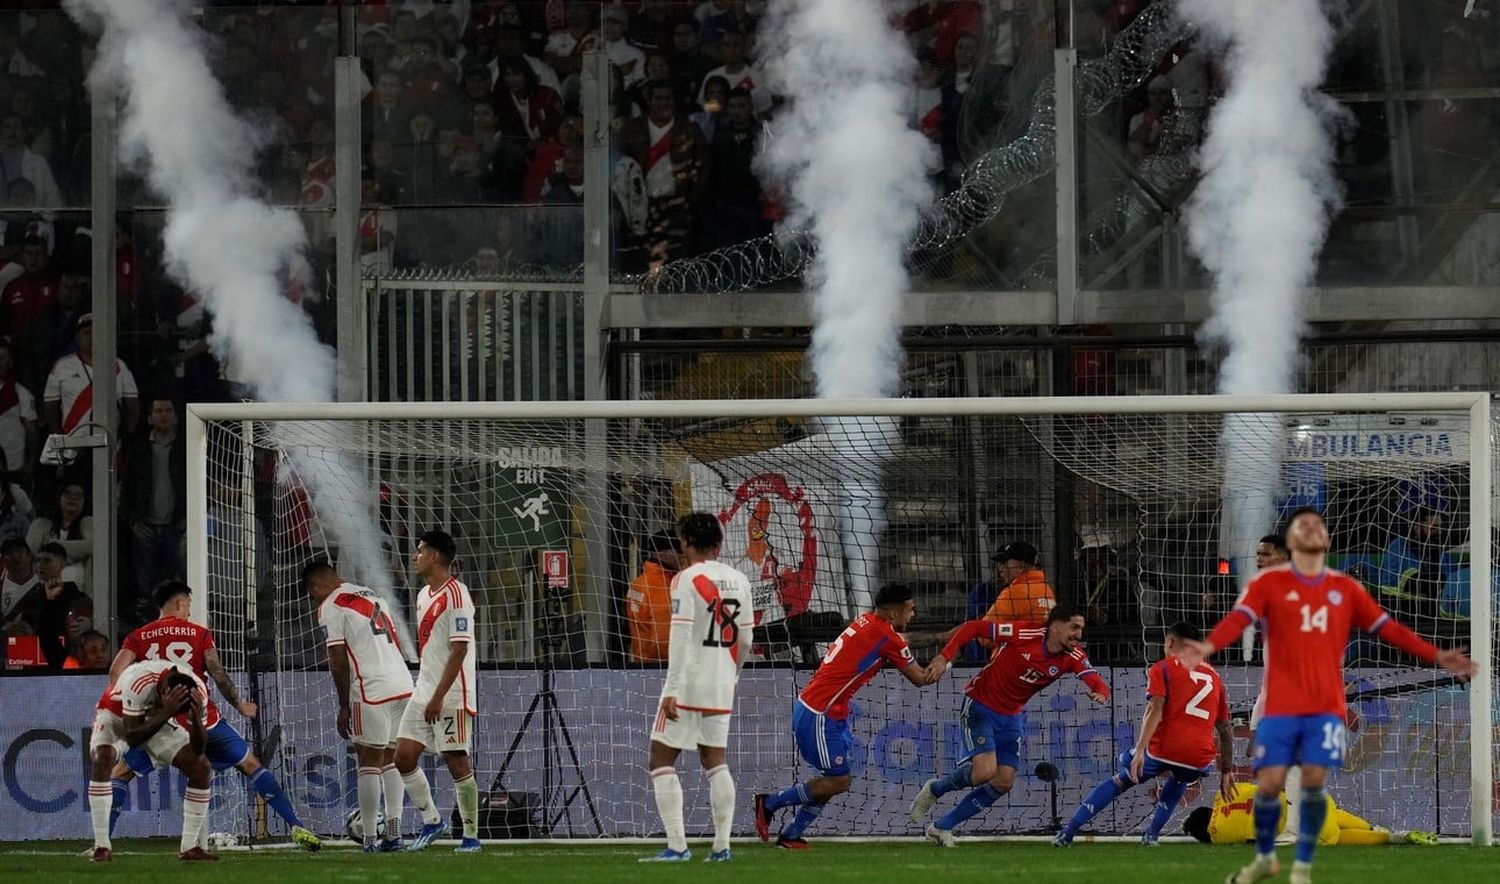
<box><xmin>89</xmin><ymin>78</ymin><xmax>118</xmax><ymax>642</ymax></box>
<box><xmin>579</xmin><ymin>49</ymin><xmax>612</xmax><ymax>662</ymax></box>
<box><xmin>334</xmin><ymin>54</ymin><xmax>366</xmax><ymax>402</ymax></box>
<box><xmin>1054</xmin><ymin>48</ymin><xmax>1080</xmax><ymax>326</ymax></box>
<box><xmin>1468</xmin><ymin>394</ymin><xmax>1493</xmax><ymax>846</ymax></box>
<box><xmin>186</xmin><ymin>411</ymin><xmax>209</xmax><ymax>626</ymax></box>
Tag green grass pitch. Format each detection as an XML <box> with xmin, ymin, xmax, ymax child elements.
<box><xmin>3</xmin><ymin>840</ymin><xmax>1497</xmax><ymax>883</ymax></box>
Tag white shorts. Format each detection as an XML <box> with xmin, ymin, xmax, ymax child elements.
<box><xmin>352</xmin><ymin>697</ymin><xmax>410</xmax><ymax>749</ymax></box>
<box><xmin>89</xmin><ymin>709</ymin><xmax>189</xmax><ymax>770</ymax></box>
<box><xmin>650</xmin><ymin>707</ymin><xmax>731</xmax><ymax>750</ymax></box>
<box><xmin>397</xmin><ymin>699</ymin><xmax>474</xmax><ymax>753</ymax></box>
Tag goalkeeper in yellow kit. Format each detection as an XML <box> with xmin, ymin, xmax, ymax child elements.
<box><xmin>1183</xmin><ymin>783</ymin><xmax>1438</xmax><ymax>846</ymax></box>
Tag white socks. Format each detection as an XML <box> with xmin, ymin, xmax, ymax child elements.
<box><xmin>181</xmin><ymin>787</ymin><xmax>211</xmax><ymax>853</ymax></box>
<box><xmin>651</xmin><ymin>766</ymin><xmax>687</xmax><ymax>853</ymax></box>
<box><xmin>382</xmin><ymin>764</ymin><xmax>405</xmax><ymax>838</ymax></box>
<box><xmin>1284</xmin><ymin>766</ymin><xmax>1303</xmax><ymax>831</ymax></box>
<box><xmin>401</xmin><ymin>768</ymin><xmax>442</xmax><ymax>825</ymax></box>
<box><xmin>88</xmin><ymin>781</ymin><xmax>112</xmax><ymax>850</ymax></box>
<box><xmin>358</xmin><ymin>767</ymin><xmax>383</xmax><ymax>846</ymax></box>
<box><xmin>706</xmin><ymin>765</ymin><xmax>735</xmax><ymax>853</ymax></box>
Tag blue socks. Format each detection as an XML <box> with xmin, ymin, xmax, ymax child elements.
<box><xmin>935</xmin><ymin>784</ymin><xmax>1001</xmax><ymax>831</ymax></box>
<box><xmin>780</xmin><ymin>801</ymin><xmax>826</xmax><ymax>840</ymax></box>
<box><xmin>763</xmin><ymin>783</ymin><xmax>810</xmax><ymax>813</ymax></box>
<box><xmin>929</xmin><ymin>761</ymin><xmax>974</xmax><ymax>798</ymax></box>
<box><xmin>1146</xmin><ymin>776</ymin><xmax>1190</xmax><ymax>838</ymax></box>
<box><xmin>1062</xmin><ymin>776</ymin><xmax>1127</xmax><ymax>837</ymax></box>
<box><xmin>108</xmin><ymin>777</ymin><xmax>130</xmax><ymax>837</ymax></box>
<box><xmin>250</xmin><ymin>768</ymin><xmax>304</xmax><ymax>829</ymax></box>
<box><xmin>1297</xmin><ymin>786</ymin><xmax>1328</xmax><ymax>864</ymax></box>
<box><xmin>1253</xmin><ymin>791</ymin><xmax>1281</xmax><ymax>856</ymax></box>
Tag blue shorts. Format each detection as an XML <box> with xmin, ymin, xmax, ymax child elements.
<box><xmin>123</xmin><ymin>720</ymin><xmax>251</xmax><ymax>775</ymax></box>
<box><xmin>1253</xmin><ymin>714</ymin><xmax>1346</xmax><ymax>771</ymax></box>
<box><xmin>792</xmin><ymin>702</ymin><xmax>852</xmax><ymax>777</ymax></box>
<box><xmin>959</xmin><ymin>697</ymin><xmax>1023</xmax><ymax>770</ymax></box>
<box><xmin>1115</xmin><ymin>749</ymin><xmax>1209</xmax><ymax>785</ymax></box>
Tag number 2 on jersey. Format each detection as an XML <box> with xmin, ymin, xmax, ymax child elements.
<box><xmin>1184</xmin><ymin>670</ymin><xmax>1215</xmax><ymax>720</ymax></box>
<box><xmin>701</xmin><ymin>597</ymin><xmax>742</xmax><ymax>649</ymax></box>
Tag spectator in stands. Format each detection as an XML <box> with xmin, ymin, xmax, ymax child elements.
<box><xmin>704</xmin><ymin>88</ymin><xmax>764</xmax><ymax>248</ymax></box>
<box><xmin>619</xmin><ymin>80</ymin><xmax>706</xmax><ymax>265</ymax></box>
<box><xmin>122</xmin><ymin>397</ymin><xmax>186</xmax><ymax>606</ymax></box>
<box><xmin>982</xmin><ymin>540</ymin><xmax>1057</xmax><ymax>621</ymax></box>
<box><xmin>25</xmin><ymin>481</ymin><xmax>91</xmax><ymax>594</ymax></box>
<box><xmin>358</xmin><ymin>176</ymin><xmax>399</xmax><ymax>270</ymax></box>
<box><xmin>491</xmin><ymin>24</ymin><xmax>564</xmax><ymax>97</ymax></box>
<box><xmin>0</xmin><ymin>340</ymin><xmax>37</xmax><ymax>485</ymax></box>
<box><xmin>624</xmin><ymin>54</ymin><xmax>674</xmax><ymax>118</ymax></box>
<box><xmin>0</xmin><ymin>22</ymin><xmax>43</xmax><ymax>80</ymax></box>
<box><xmin>470</xmin><ymin>101</ymin><xmax>504</xmax><ymax>165</ymax></box>
<box><xmin>1127</xmin><ymin>77</ymin><xmax>1173</xmax><ymax>161</ymax></box>
<box><xmin>1077</xmin><ymin>536</ymin><xmax>1136</xmax><ymax>630</ymax></box>
<box><xmin>368</xmin><ymin>139</ymin><xmax>412</xmax><ymax>205</ymax></box>
<box><xmin>3</xmin><ymin>235</ymin><xmax>59</xmax><ymax>389</ymax></box>
<box><xmin>494</xmin><ymin>57</ymin><xmax>564</xmax><ymax>148</ymax></box>
<box><xmin>626</xmin><ymin>531</ymin><xmax>681</xmax><ymax>663</ymax></box>
<box><xmin>8</xmin><ymin>541</ymin><xmax>87</xmax><ymax>667</ymax></box>
<box><xmin>63</xmin><ymin>627</ymin><xmax>109</xmax><ymax>669</ymax></box>
<box><xmin>629</xmin><ymin>0</ymin><xmax>679</xmax><ymax>54</ymax></box>
<box><xmin>545</xmin><ymin>1</ymin><xmax>601</xmax><ymax>104</ymax></box>
<box><xmin>541</xmin><ymin>144</ymin><xmax>586</xmax><ymax>205</ymax></box>
<box><xmin>692</xmin><ymin>75</ymin><xmax>729</xmax><ymax>142</ymax></box>
<box><xmin>667</xmin><ymin>16</ymin><xmax>715</xmax><ymax>109</ymax></box>
<box><xmin>42</xmin><ymin>313</ymin><xmax>141</xmax><ymax>440</ymax></box>
<box><xmin>0</xmin><ymin>474</ymin><xmax>27</xmax><ymax>544</ymax></box>
<box><xmin>0</xmin><ymin>112</ymin><xmax>61</xmax><ymax>208</ymax></box>
<box><xmin>601</xmin><ymin>6</ymin><xmax>647</xmax><ymax>88</ymax></box>
<box><xmin>698</xmin><ymin>29</ymin><xmax>769</xmax><ymax>114</ymax></box>
<box><xmin>404</xmin><ymin>110</ymin><xmax>443</xmax><ymax>203</ymax></box>
<box><xmin>524</xmin><ymin>112</ymin><xmax>582</xmax><ymax>204</ymax></box>
<box><xmin>365</xmin><ymin>69</ymin><xmax>409</xmax><ymax>148</ymax></box>
<box><xmin>0</xmin><ymin>536</ymin><xmax>35</xmax><ymax>622</ymax></box>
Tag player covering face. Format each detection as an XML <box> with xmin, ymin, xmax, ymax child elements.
<box><xmin>1178</xmin><ymin>509</ymin><xmax>1475</xmax><ymax>884</ymax></box>
<box><xmin>752</xmin><ymin>584</ymin><xmax>935</xmax><ymax>850</ymax></box>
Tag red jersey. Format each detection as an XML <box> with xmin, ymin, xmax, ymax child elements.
<box><xmin>1207</xmin><ymin>565</ymin><xmax>1438</xmax><ymax>718</ymax></box>
<box><xmin>1145</xmin><ymin>656</ymin><xmax>1229</xmax><ymax>769</ymax></box>
<box><xmin>121</xmin><ymin>616</ymin><xmax>223</xmax><ymax>723</ymax></box>
<box><xmin>799</xmin><ymin>612</ymin><xmax>915</xmax><ymax>720</ymax></box>
<box><xmin>940</xmin><ymin>620</ymin><xmax>1110</xmax><ymax>715</ymax></box>
<box><xmin>96</xmin><ymin>662</ymin><xmax>221</xmax><ymax>729</ymax></box>
<box><xmin>2</xmin><ymin>272</ymin><xmax>58</xmax><ymax>332</ymax></box>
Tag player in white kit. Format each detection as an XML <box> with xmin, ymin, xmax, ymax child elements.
<box><xmin>305</xmin><ymin>562</ymin><xmax>415</xmax><ymax>852</ymax></box>
<box><xmin>393</xmin><ymin>530</ymin><xmax>482</xmax><ymax>853</ymax></box>
<box><xmin>641</xmin><ymin>512</ymin><xmax>754</xmax><ymax>863</ymax></box>
<box><xmin>88</xmin><ymin>661</ymin><xmax>215</xmax><ymax>862</ymax></box>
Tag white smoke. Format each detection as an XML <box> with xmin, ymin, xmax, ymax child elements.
<box><xmin>1178</xmin><ymin>0</ymin><xmax>1346</xmax><ymax>582</ymax></box>
<box><xmin>68</xmin><ymin>0</ymin><xmax>408</xmax><ymax>641</ymax></box>
<box><xmin>757</xmin><ymin>0</ymin><xmax>935</xmax><ymax>611</ymax></box>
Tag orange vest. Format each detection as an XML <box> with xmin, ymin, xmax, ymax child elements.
<box><xmin>626</xmin><ymin>560</ymin><xmax>675</xmax><ymax>663</ymax></box>
<box><xmin>983</xmin><ymin>569</ymin><xmax>1056</xmax><ymax>623</ymax></box>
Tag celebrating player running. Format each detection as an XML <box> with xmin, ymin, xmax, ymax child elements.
<box><xmin>1178</xmin><ymin>508</ymin><xmax>1475</xmax><ymax>884</ymax></box>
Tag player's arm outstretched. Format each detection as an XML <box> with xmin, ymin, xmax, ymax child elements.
<box><xmin>923</xmin><ymin>618</ymin><xmax>1014</xmax><ymax>681</ymax></box>
<box><xmin>203</xmin><ymin>646</ymin><xmax>256</xmax><ymax>718</ymax></box>
<box><xmin>658</xmin><ymin>578</ymin><xmax>695</xmax><ymax>722</ymax></box>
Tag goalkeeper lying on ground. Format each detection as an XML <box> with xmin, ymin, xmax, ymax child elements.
<box><xmin>1183</xmin><ymin>783</ymin><xmax>1438</xmax><ymax>846</ymax></box>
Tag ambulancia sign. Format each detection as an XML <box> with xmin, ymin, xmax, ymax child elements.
<box><xmin>1282</xmin><ymin>415</ymin><xmax>1467</xmax><ymax>463</ymax></box>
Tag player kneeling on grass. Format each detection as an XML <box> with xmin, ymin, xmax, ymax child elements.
<box><xmin>1183</xmin><ymin>782</ymin><xmax>1438</xmax><ymax>846</ymax></box>
<box><xmin>1055</xmin><ymin>621</ymin><xmax>1234</xmax><ymax>846</ymax></box>
<box><xmin>754</xmin><ymin>584</ymin><xmax>933</xmax><ymax>850</ymax></box>
<box><xmin>88</xmin><ymin>662</ymin><xmax>215</xmax><ymax>862</ymax></box>
<box><xmin>911</xmin><ymin>605</ymin><xmax>1110</xmax><ymax>847</ymax></box>
<box><xmin>305</xmin><ymin>562</ymin><xmax>414</xmax><ymax>853</ymax></box>
<box><xmin>641</xmin><ymin>512</ymin><xmax>753</xmax><ymax>863</ymax></box>
<box><xmin>393</xmin><ymin>530</ymin><xmax>483</xmax><ymax>852</ymax></box>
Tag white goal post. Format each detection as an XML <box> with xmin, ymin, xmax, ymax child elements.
<box><xmin>185</xmin><ymin>393</ymin><xmax>1493</xmax><ymax>845</ymax></box>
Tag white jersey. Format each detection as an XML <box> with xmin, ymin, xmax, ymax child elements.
<box><xmin>319</xmin><ymin>582</ymin><xmax>414</xmax><ymax>704</ymax></box>
<box><xmin>662</xmin><ymin>560</ymin><xmax>754</xmax><ymax>714</ymax></box>
<box><xmin>413</xmin><ymin>576</ymin><xmax>477</xmax><ymax>714</ymax></box>
<box><xmin>115</xmin><ymin>659</ymin><xmax>209</xmax><ymax>721</ymax></box>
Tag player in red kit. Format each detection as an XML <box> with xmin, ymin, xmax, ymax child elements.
<box><xmin>1054</xmin><ymin>621</ymin><xmax>1234</xmax><ymax>846</ymax></box>
<box><xmin>104</xmin><ymin>579</ymin><xmax>320</xmax><ymax>850</ymax></box>
<box><xmin>1180</xmin><ymin>508</ymin><xmax>1475</xmax><ymax>884</ymax></box>
<box><xmin>911</xmin><ymin>605</ymin><xmax>1110</xmax><ymax>846</ymax></box>
<box><xmin>752</xmin><ymin>585</ymin><xmax>933</xmax><ymax>849</ymax></box>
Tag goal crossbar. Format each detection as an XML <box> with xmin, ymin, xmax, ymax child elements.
<box><xmin>184</xmin><ymin>392</ymin><xmax>1494</xmax><ymax>846</ymax></box>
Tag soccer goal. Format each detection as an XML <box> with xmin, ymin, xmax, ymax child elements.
<box><xmin>185</xmin><ymin>394</ymin><xmax>1494</xmax><ymax>846</ymax></box>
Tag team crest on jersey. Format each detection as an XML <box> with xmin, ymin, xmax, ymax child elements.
<box><xmin>456</xmin><ymin>617</ymin><xmax>469</xmax><ymax>631</ymax></box>
<box><xmin>1048</xmin><ymin>666</ymin><xmax>1059</xmax><ymax>676</ymax></box>
<box><xmin>1286</xmin><ymin>591</ymin><xmax>1301</xmax><ymax>601</ymax></box>
<box><xmin>1327</xmin><ymin>590</ymin><xmax>1343</xmax><ymax>605</ymax></box>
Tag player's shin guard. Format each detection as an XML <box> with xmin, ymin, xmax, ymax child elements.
<box><xmin>929</xmin><ymin>760</ymin><xmax>974</xmax><ymax>798</ymax></box>
<box><xmin>381</xmin><ymin>765</ymin><xmax>405</xmax><ymax>837</ymax></box>
<box><xmin>454</xmin><ymin>773</ymin><xmax>479</xmax><ymax>840</ymax></box>
<box><xmin>935</xmin><ymin>784</ymin><xmax>1001</xmax><ymax>832</ymax></box>
<box><xmin>181</xmin><ymin>787</ymin><xmax>211</xmax><ymax>854</ymax></box>
<box><xmin>763</xmin><ymin>782</ymin><xmax>811</xmax><ymax>813</ymax></box>
<box><xmin>1146</xmin><ymin>776</ymin><xmax>1190</xmax><ymax>837</ymax></box>
<box><xmin>249</xmin><ymin>768</ymin><xmax>305</xmax><ymax>828</ymax></box>
<box><xmin>357</xmin><ymin>767</ymin><xmax>383</xmax><ymax>846</ymax></box>
<box><xmin>706</xmin><ymin>765</ymin><xmax>735</xmax><ymax>853</ymax></box>
<box><xmin>650</xmin><ymin>767</ymin><xmax>687</xmax><ymax>853</ymax></box>
<box><xmin>1063</xmin><ymin>776</ymin><xmax>1126</xmax><ymax>837</ymax></box>
<box><xmin>401</xmin><ymin>768</ymin><xmax>443</xmax><ymax>824</ymax></box>
<box><xmin>88</xmin><ymin>781</ymin><xmax>113</xmax><ymax>849</ymax></box>
<box><xmin>1252</xmin><ymin>791</ymin><xmax>1281</xmax><ymax>857</ymax></box>
<box><xmin>780</xmin><ymin>801</ymin><xmax>826</xmax><ymax>840</ymax></box>
<box><xmin>108</xmin><ymin>777</ymin><xmax>129</xmax><ymax>837</ymax></box>
<box><xmin>1296</xmin><ymin>786</ymin><xmax>1328</xmax><ymax>864</ymax></box>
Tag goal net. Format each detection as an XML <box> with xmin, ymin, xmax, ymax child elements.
<box><xmin>186</xmin><ymin>395</ymin><xmax>1494</xmax><ymax>844</ymax></box>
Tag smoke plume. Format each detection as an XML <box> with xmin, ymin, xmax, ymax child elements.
<box><xmin>68</xmin><ymin>0</ymin><xmax>408</xmax><ymax>642</ymax></box>
<box><xmin>756</xmin><ymin>0</ymin><xmax>935</xmax><ymax>610</ymax></box>
<box><xmin>1178</xmin><ymin>0</ymin><xmax>1346</xmax><ymax>584</ymax></box>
